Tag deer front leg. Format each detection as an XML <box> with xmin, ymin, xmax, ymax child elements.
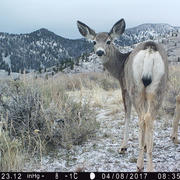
<box><xmin>119</xmin><ymin>89</ymin><xmax>132</xmax><ymax>154</ymax></box>
<box><xmin>171</xmin><ymin>95</ymin><xmax>180</xmax><ymax>144</ymax></box>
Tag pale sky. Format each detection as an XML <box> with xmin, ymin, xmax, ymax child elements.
<box><xmin>0</xmin><ymin>0</ymin><xmax>179</xmax><ymax>39</ymax></box>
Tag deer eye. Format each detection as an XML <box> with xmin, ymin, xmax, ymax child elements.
<box><xmin>93</xmin><ymin>41</ymin><xmax>96</xmax><ymax>45</ymax></box>
<box><xmin>106</xmin><ymin>40</ymin><xmax>111</xmax><ymax>45</ymax></box>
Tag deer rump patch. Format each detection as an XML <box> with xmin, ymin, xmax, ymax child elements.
<box><xmin>132</xmin><ymin>49</ymin><xmax>165</xmax><ymax>91</ymax></box>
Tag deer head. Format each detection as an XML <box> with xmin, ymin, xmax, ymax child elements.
<box><xmin>77</xmin><ymin>19</ymin><xmax>126</xmax><ymax>62</ymax></box>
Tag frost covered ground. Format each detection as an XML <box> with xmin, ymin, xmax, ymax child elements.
<box><xmin>23</xmin><ymin>89</ymin><xmax>180</xmax><ymax>172</ymax></box>
<box><xmin>12</xmin><ymin>34</ymin><xmax>180</xmax><ymax>172</ymax></box>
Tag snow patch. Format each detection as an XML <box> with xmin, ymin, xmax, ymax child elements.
<box><xmin>2</xmin><ymin>53</ymin><xmax>11</xmax><ymax>69</ymax></box>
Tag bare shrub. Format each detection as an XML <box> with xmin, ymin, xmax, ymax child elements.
<box><xmin>0</xmin><ymin>78</ymin><xmax>99</xmax><ymax>154</ymax></box>
<box><xmin>44</xmin><ymin>91</ymin><xmax>99</xmax><ymax>149</ymax></box>
<box><xmin>0</xmin><ymin>81</ymin><xmax>48</xmax><ymax>155</ymax></box>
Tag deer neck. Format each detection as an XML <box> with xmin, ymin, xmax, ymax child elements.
<box><xmin>103</xmin><ymin>45</ymin><xmax>130</xmax><ymax>80</ymax></box>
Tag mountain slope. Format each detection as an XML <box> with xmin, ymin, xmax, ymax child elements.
<box><xmin>0</xmin><ymin>23</ymin><xmax>179</xmax><ymax>72</ymax></box>
<box><xmin>118</xmin><ymin>23</ymin><xmax>179</xmax><ymax>46</ymax></box>
<box><xmin>0</xmin><ymin>28</ymin><xmax>93</xmax><ymax>72</ymax></box>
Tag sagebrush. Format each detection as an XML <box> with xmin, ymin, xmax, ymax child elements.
<box><xmin>0</xmin><ymin>77</ymin><xmax>99</xmax><ymax>171</ymax></box>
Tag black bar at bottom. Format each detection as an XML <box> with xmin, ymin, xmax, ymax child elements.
<box><xmin>0</xmin><ymin>172</ymin><xmax>179</xmax><ymax>180</ymax></box>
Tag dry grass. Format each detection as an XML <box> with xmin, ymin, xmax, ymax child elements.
<box><xmin>51</xmin><ymin>72</ymin><xmax>120</xmax><ymax>91</ymax></box>
<box><xmin>1</xmin><ymin>72</ymin><xmax>114</xmax><ymax>171</ymax></box>
<box><xmin>0</xmin><ymin>64</ymin><xmax>178</xmax><ymax>171</ymax></box>
<box><xmin>162</xmin><ymin>64</ymin><xmax>180</xmax><ymax>116</ymax></box>
<box><xmin>0</xmin><ymin>122</ymin><xmax>23</xmax><ymax>171</ymax></box>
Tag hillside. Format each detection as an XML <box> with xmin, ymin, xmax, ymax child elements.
<box><xmin>0</xmin><ymin>28</ymin><xmax>93</xmax><ymax>72</ymax></box>
<box><xmin>118</xmin><ymin>23</ymin><xmax>179</xmax><ymax>46</ymax></box>
<box><xmin>0</xmin><ymin>23</ymin><xmax>179</xmax><ymax>73</ymax></box>
<box><xmin>66</xmin><ymin>31</ymin><xmax>180</xmax><ymax>74</ymax></box>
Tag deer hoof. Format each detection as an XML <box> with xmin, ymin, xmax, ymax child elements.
<box><xmin>172</xmin><ymin>136</ymin><xmax>179</xmax><ymax>144</ymax></box>
<box><xmin>119</xmin><ymin>147</ymin><xmax>127</xmax><ymax>154</ymax></box>
<box><xmin>144</xmin><ymin>145</ymin><xmax>147</xmax><ymax>152</ymax></box>
<box><xmin>137</xmin><ymin>166</ymin><xmax>144</xmax><ymax>172</ymax></box>
<box><xmin>147</xmin><ymin>164</ymin><xmax>154</xmax><ymax>172</ymax></box>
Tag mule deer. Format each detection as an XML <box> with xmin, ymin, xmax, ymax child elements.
<box><xmin>77</xmin><ymin>19</ymin><xmax>168</xmax><ymax>171</ymax></box>
<box><xmin>171</xmin><ymin>94</ymin><xmax>180</xmax><ymax>144</ymax></box>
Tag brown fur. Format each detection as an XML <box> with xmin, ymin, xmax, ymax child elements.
<box><xmin>104</xmin><ymin>41</ymin><xmax>168</xmax><ymax>172</ymax></box>
<box><xmin>77</xmin><ymin>20</ymin><xmax>168</xmax><ymax>172</ymax></box>
<box><xmin>143</xmin><ymin>41</ymin><xmax>158</xmax><ymax>51</ymax></box>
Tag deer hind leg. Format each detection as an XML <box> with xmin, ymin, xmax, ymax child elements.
<box><xmin>134</xmin><ymin>89</ymin><xmax>146</xmax><ymax>171</ymax></box>
<box><xmin>137</xmin><ymin>114</ymin><xmax>145</xmax><ymax>172</ymax></box>
<box><xmin>144</xmin><ymin>93</ymin><xmax>156</xmax><ymax>172</ymax></box>
<box><xmin>119</xmin><ymin>90</ymin><xmax>132</xmax><ymax>154</ymax></box>
<box><xmin>171</xmin><ymin>95</ymin><xmax>180</xmax><ymax>144</ymax></box>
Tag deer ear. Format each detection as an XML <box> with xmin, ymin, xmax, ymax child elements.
<box><xmin>77</xmin><ymin>20</ymin><xmax>96</xmax><ymax>40</ymax></box>
<box><xmin>109</xmin><ymin>19</ymin><xmax>126</xmax><ymax>39</ymax></box>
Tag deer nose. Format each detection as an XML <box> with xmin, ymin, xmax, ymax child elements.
<box><xmin>96</xmin><ymin>50</ymin><xmax>104</xmax><ymax>57</ymax></box>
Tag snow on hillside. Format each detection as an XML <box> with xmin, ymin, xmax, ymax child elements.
<box><xmin>118</xmin><ymin>23</ymin><xmax>179</xmax><ymax>46</ymax></box>
<box><xmin>64</xmin><ymin>27</ymin><xmax>180</xmax><ymax>74</ymax></box>
<box><xmin>2</xmin><ymin>53</ymin><xmax>11</xmax><ymax>69</ymax></box>
<box><xmin>64</xmin><ymin>53</ymin><xmax>104</xmax><ymax>73</ymax></box>
<box><xmin>0</xmin><ymin>23</ymin><xmax>179</xmax><ymax>73</ymax></box>
<box><xmin>0</xmin><ymin>29</ymin><xmax>93</xmax><ymax>72</ymax></box>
